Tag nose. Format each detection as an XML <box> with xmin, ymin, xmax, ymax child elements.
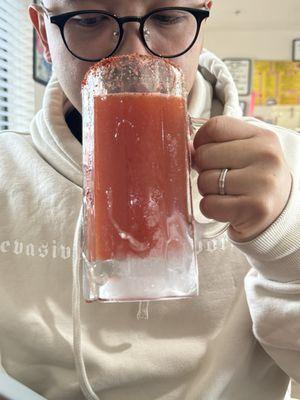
<box><xmin>115</xmin><ymin>22</ymin><xmax>150</xmax><ymax>56</ymax></box>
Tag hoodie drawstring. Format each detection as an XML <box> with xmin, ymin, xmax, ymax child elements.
<box><xmin>72</xmin><ymin>204</ymin><xmax>100</xmax><ymax>400</ymax></box>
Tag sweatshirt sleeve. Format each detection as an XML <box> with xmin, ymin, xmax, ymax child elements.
<box><xmin>230</xmin><ymin>122</ymin><xmax>300</xmax><ymax>383</ymax></box>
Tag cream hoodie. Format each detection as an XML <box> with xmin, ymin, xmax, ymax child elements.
<box><xmin>0</xmin><ymin>50</ymin><xmax>300</xmax><ymax>400</ymax></box>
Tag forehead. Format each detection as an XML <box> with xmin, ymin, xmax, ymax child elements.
<box><xmin>46</xmin><ymin>0</ymin><xmax>204</xmax><ymax>11</ymax></box>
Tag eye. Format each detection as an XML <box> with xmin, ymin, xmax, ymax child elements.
<box><xmin>151</xmin><ymin>12</ymin><xmax>187</xmax><ymax>25</ymax></box>
<box><xmin>71</xmin><ymin>14</ymin><xmax>109</xmax><ymax>28</ymax></box>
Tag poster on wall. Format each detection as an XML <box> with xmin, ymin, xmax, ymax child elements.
<box><xmin>223</xmin><ymin>59</ymin><xmax>252</xmax><ymax>96</ymax></box>
<box><xmin>32</xmin><ymin>1</ymin><xmax>52</xmax><ymax>86</ymax></box>
<box><xmin>253</xmin><ymin>61</ymin><xmax>300</xmax><ymax>106</ymax></box>
<box><xmin>292</xmin><ymin>39</ymin><xmax>300</xmax><ymax>61</ymax></box>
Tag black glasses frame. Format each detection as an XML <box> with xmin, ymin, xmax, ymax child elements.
<box><xmin>44</xmin><ymin>7</ymin><xmax>209</xmax><ymax>62</ymax></box>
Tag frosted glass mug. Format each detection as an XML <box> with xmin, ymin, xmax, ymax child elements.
<box><xmin>81</xmin><ymin>54</ymin><xmax>227</xmax><ymax>302</ymax></box>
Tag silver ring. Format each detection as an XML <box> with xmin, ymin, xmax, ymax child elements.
<box><xmin>218</xmin><ymin>168</ymin><xmax>229</xmax><ymax>195</ymax></box>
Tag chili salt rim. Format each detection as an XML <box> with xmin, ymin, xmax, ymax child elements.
<box><xmin>81</xmin><ymin>53</ymin><xmax>184</xmax><ymax>91</ymax></box>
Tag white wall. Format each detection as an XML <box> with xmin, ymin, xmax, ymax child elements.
<box><xmin>205</xmin><ymin>29</ymin><xmax>300</xmax><ymax>60</ymax></box>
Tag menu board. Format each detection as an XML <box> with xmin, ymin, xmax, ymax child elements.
<box><xmin>253</xmin><ymin>61</ymin><xmax>300</xmax><ymax>105</ymax></box>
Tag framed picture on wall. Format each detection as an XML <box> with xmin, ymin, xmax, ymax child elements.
<box><xmin>223</xmin><ymin>58</ymin><xmax>252</xmax><ymax>96</ymax></box>
<box><xmin>32</xmin><ymin>0</ymin><xmax>52</xmax><ymax>85</ymax></box>
<box><xmin>292</xmin><ymin>39</ymin><xmax>300</xmax><ymax>62</ymax></box>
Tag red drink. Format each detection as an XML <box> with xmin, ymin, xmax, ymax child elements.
<box><xmin>86</xmin><ymin>93</ymin><xmax>192</xmax><ymax>263</ymax></box>
<box><xmin>82</xmin><ymin>55</ymin><xmax>198</xmax><ymax>302</ymax></box>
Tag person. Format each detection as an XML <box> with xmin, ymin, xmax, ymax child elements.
<box><xmin>0</xmin><ymin>0</ymin><xmax>299</xmax><ymax>399</ymax></box>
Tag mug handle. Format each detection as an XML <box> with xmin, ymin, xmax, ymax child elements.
<box><xmin>189</xmin><ymin>116</ymin><xmax>230</xmax><ymax>240</ymax></box>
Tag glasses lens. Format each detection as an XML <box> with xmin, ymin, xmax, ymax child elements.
<box><xmin>144</xmin><ymin>10</ymin><xmax>198</xmax><ymax>57</ymax></box>
<box><xmin>64</xmin><ymin>13</ymin><xmax>120</xmax><ymax>60</ymax></box>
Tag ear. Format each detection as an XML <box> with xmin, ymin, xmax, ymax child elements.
<box><xmin>28</xmin><ymin>5</ymin><xmax>52</xmax><ymax>63</ymax></box>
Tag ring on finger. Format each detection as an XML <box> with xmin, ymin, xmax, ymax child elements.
<box><xmin>218</xmin><ymin>168</ymin><xmax>229</xmax><ymax>195</ymax></box>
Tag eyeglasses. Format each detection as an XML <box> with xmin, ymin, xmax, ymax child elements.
<box><xmin>37</xmin><ymin>5</ymin><xmax>209</xmax><ymax>62</ymax></box>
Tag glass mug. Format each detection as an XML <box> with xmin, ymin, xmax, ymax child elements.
<box><xmin>81</xmin><ymin>54</ymin><xmax>228</xmax><ymax>302</ymax></box>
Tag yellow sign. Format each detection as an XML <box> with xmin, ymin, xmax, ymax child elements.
<box><xmin>253</xmin><ymin>61</ymin><xmax>300</xmax><ymax>105</ymax></box>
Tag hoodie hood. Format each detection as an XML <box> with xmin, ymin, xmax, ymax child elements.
<box><xmin>30</xmin><ymin>49</ymin><xmax>242</xmax><ymax>187</ymax></box>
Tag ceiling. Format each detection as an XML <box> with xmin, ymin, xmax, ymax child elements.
<box><xmin>206</xmin><ymin>0</ymin><xmax>300</xmax><ymax>31</ymax></box>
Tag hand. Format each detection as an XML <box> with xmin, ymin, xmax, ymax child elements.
<box><xmin>192</xmin><ymin>116</ymin><xmax>292</xmax><ymax>242</ymax></box>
